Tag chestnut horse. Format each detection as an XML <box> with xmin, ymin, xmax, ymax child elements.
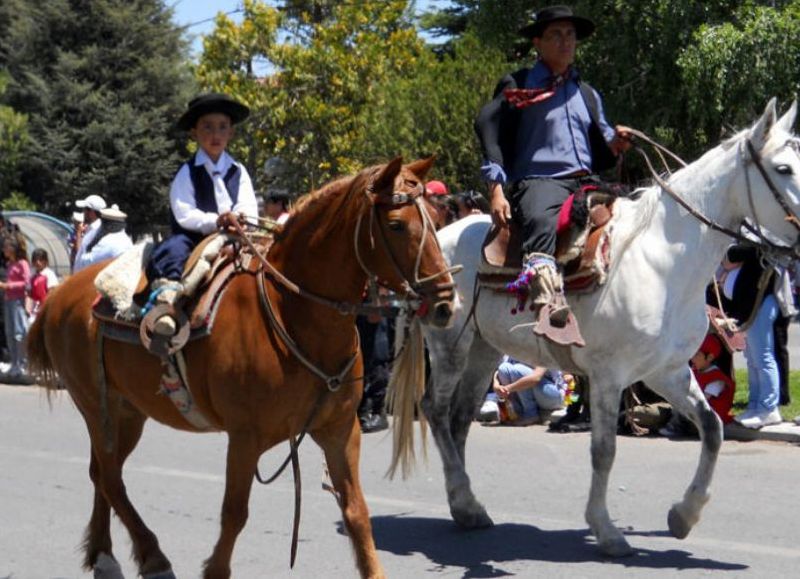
<box><xmin>27</xmin><ymin>157</ymin><xmax>455</xmax><ymax>579</ymax></box>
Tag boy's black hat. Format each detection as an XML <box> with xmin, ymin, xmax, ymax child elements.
<box><xmin>518</xmin><ymin>5</ymin><xmax>595</xmax><ymax>40</ymax></box>
<box><xmin>177</xmin><ymin>93</ymin><xmax>250</xmax><ymax>131</ymax></box>
<box><xmin>265</xmin><ymin>191</ymin><xmax>291</xmax><ymax>204</ymax></box>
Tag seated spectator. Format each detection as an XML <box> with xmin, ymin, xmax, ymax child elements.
<box><xmin>659</xmin><ymin>333</ymin><xmax>735</xmax><ymax>437</ymax></box>
<box><xmin>73</xmin><ymin>205</ymin><xmax>133</xmax><ymax>272</ymax></box>
<box><xmin>28</xmin><ymin>248</ymin><xmax>59</xmax><ymax>322</ymax></box>
<box><xmin>491</xmin><ymin>355</ymin><xmax>567</xmax><ymax>426</ymax></box>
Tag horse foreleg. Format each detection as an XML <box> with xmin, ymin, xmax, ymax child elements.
<box><xmin>647</xmin><ymin>368</ymin><xmax>721</xmax><ymax>540</ymax></box>
<box><xmin>422</xmin><ymin>333</ymin><xmax>495</xmax><ymax>529</ymax></box>
<box><xmin>314</xmin><ymin>418</ymin><xmax>385</xmax><ymax>579</ymax></box>
<box><xmin>584</xmin><ymin>381</ymin><xmax>633</xmax><ymax>557</ymax></box>
<box><xmin>203</xmin><ymin>431</ymin><xmax>261</xmax><ymax>579</ymax></box>
<box><xmin>82</xmin><ymin>398</ymin><xmax>172</xmax><ymax>578</ymax></box>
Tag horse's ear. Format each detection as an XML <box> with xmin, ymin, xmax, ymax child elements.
<box><xmin>776</xmin><ymin>101</ymin><xmax>798</xmax><ymax>134</ymax></box>
<box><xmin>371</xmin><ymin>157</ymin><xmax>404</xmax><ymax>195</ymax></box>
<box><xmin>405</xmin><ymin>156</ymin><xmax>437</xmax><ymax>180</ymax></box>
<box><xmin>750</xmin><ymin>97</ymin><xmax>778</xmax><ymax>150</ymax></box>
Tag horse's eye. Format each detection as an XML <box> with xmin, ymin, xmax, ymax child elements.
<box><xmin>404</xmin><ymin>179</ymin><xmax>417</xmax><ymax>188</ymax></box>
<box><xmin>776</xmin><ymin>164</ymin><xmax>793</xmax><ymax>175</ymax></box>
<box><xmin>388</xmin><ymin>220</ymin><xmax>405</xmax><ymax>232</ymax></box>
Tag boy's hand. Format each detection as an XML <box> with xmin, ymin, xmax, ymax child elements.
<box><xmin>216</xmin><ymin>211</ymin><xmax>241</xmax><ymax>232</ymax></box>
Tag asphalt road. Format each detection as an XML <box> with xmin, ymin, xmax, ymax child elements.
<box><xmin>2</xmin><ymin>385</ymin><xmax>800</xmax><ymax>579</ymax></box>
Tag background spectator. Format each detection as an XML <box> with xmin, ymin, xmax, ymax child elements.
<box><xmin>73</xmin><ymin>205</ymin><xmax>133</xmax><ymax>272</ymax></box>
<box><xmin>263</xmin><ymin>191</ymin><xmax>291</xmax><ymax>224</ymax></box>
<box><xmin>491</xmin><ymin>355</ymin><xmax>567</xmax><ymax>426</ymax></box>
<box><xmin>28</xmin><ymin>248</ymin><xmax>59</xmax><ymax>323</ymax></box>
<box><xmin>72</xmin><ymin>194</ymin><xmax>107</xmax><ymax>273</ymax></box>
<box><xmin>0</xmin><ymin>235</ymin><xmax>30</xmax><ymax>380</ymax></box>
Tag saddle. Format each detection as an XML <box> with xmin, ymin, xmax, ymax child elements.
<box><xmin>92</xmin><ymin>233</ymin><xmax>273</xmax><ymax>356</ymax></box>
<box><xmin>479</xmin><ymin>185</ymin><xmax>617</xmax><ymax>293</ymax></box>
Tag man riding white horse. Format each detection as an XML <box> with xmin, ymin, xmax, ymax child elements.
<box><xmin>474</xmin><ymin>4</ymin><xmax>632</xmax><ymax>344</ymax></box>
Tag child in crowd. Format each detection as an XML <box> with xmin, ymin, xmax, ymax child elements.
<box><xmin>28</xmin><ymin>248</ymin><xmax>59</xmax><ymax>322</ymax></box>
<box><xmin>490</xmin><ymin>355</ymin><xmax>567</xmax><ymax>426</ymax></box>
<box><xmin>146</xmin><ymin>93</ymin><xmax>258</xmax><ymax>336</ymax></box>
<box><xmin>660</xmin><ymin>333</ymin><xmax>735</xmax><ymax>437</ymax></box>
<box><xmin>0</xmin><ymin>235</ymin><xmax>30</xmax><ymax>378</ymax></box>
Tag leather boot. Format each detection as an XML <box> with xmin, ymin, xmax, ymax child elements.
<box><xmin>151</xmin><ymin>279</ymin><xmax>183</xmax><ymax>336</ymax></box>
<box><xmin>525</xmin><ymin>253</ymin><xmax>571</xmax><ymax>328</ymax></box>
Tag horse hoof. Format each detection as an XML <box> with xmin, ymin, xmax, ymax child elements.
<box><xmin>598</xmin><ymin>536</ymin><xmax>634</xmax><ymax>558</ymax></box>
<box><xmin>93</xmin><ymin>553</ymin><xmax>125</xmax><ymax>579</ymax></box>
<box><xmin>668</xmin><ymin>505</ymin><xmax>692</xmax><ymax>539</ymax></box>
<box><xmin>452</xmin><ymin>507</ymin><xmax>494</xmax><ymax>529</ymax></box>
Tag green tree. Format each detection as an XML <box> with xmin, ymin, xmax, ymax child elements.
<box><xmin>0</xmin><ymin>0</ymin><xmax>194</xmax><ymax>233</ymax></box>
<box><xmin>358</xmin><ymin>32</ymin><xmax>507</xmax><ymax>192</ymax></box>
<box><xmin>0</xmin><ymin>72</ymin><xmax>30</xmax><ymax>202</ymax></box>
<box><xmin>197</xmin><ymin>0</ymin><xmax>424</xmax><ymax>194</ymax></box>
<box><xmin>678</xmin><ymin>2</ymin><xmax>800</xmax><ymax>152</ymax></box>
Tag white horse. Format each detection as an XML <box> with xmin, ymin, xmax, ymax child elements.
<box><xmin>390</xmin><ymin>99</ymin><xmax>800</xmax><ymax>556</ymax></box>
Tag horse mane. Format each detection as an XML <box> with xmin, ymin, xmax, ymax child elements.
<box><xmin>280</xmin><ymin>166</ymin><xmax>379</xmax><ymax>242</ymax></box>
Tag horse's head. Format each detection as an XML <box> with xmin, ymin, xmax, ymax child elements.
<box><xmin>736</xmin><ymin>98</ymin><xmax>800</xmax><ymax>250</ymax></box>
<box><xmin>357</xmin><ymin>156</ymin><xmax>456</xmax><ymax>328</ymax></box>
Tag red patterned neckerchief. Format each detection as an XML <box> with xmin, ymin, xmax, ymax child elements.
<box><xmin>504</xmin><ymin>71</ymin><xmax>568</xmax><ymax>109</ymax></box>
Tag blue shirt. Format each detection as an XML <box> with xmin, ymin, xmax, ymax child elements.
<box><xmin>481</xmin><ymin>62</ymin><xmax>615</xmax><ymax>184</ymax></box>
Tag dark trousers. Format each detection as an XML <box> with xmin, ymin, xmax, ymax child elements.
<box><xmin>508</xmin><ymin>175</ymin><xmax>599</xmax><ymax>256</ymax></box>
<box><xmin>146</xmin><ymin>233</ymin><xmax>201</xmax><ymax>282</ymax></box>
<box><xmin>357</xmin><ymin>315</ymin><xmax>394</xmax><ymax>417</ymax></box>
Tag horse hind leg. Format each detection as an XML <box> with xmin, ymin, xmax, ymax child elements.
<box><xmin>584</xmin><ymin>380</ymin><xmax>633</xmax><ymax>557</ymax></box>
<box><xmin>203</xmin><ymin>431</ymin><xmax>261</xmax><ymax>579</ymax></box>
<box><xmin>422</xmin><ymin>330</ymin><xmax>495</xmax><ymax>529</ymax></box>
<box><xmin>313</xmin><ymin>419</ymin><xmax>385</xmax><ymax>579</ymax></box>
<box><xmin>646</xmin><ymin>368</ymin><xmax>722</xmax><ymax>540</ymax></box>
<box><xmin>82</xmin><ymin>397</ymin><xmax>174</xmax><ymax>578</ymax></box>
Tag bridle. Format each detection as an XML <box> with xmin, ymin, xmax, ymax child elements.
<box><xmin>354</xmin><ymin>180</ymin><xmax>460</xmax><ymax>317</ymax></box>
<box><xmin>632</xmin><ymin>128</ymin><xmax>800</xmax><ymax>260</ymax></box>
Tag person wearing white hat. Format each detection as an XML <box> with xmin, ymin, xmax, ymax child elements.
<box><xmin>73</xmin><ymin>204</ymin><xmax>133</xmax><ymax>272</ymax></box>
<box><xmin>72</xmin><ymin>194</ymin><xmax>107</xmax><ymax>272</ymax></box>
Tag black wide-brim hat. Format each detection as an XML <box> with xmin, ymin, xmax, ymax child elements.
<box><xmin>519</xmin><ymin>5</ymin><xmax>595</xmax><ymax>40</ymax></box>
<box><xmin>177</xmin><ymin>93</ymin><xmax>250</xmax><ymax>131</ymax></box>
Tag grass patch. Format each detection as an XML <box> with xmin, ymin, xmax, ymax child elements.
<box><xmin>733</xmin><ymin>369</ymin><xmax>800</xmax><ymax>420</ymax></box>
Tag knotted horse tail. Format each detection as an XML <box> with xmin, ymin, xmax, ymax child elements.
<box><xmin>386</xmin><ymin>312</ymin><xmax>428</xmax><ymax>480</ymax></box>
<box><xmin>27</xmin><ymin>297</ymin><xmax>59</xmax><ymax>391</ymax></box>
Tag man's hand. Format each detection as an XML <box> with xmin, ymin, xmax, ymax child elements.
<box><xmin>609</xmin><ymin>124</ymin><xmax>633</xmax><ymax>156</ymax></box>
<box><xmin>489</xmin><ymin>182</ymin><xmax>511</xmax><ymax>228</ymax></box>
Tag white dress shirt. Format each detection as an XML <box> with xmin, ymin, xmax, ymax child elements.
<box><xmin>74</xmin><ymin>229</ymin><xmax>134</xmax><ymax>272</ymax></box>
<box><xmin>170</xmin><ymin>149</ymin><xmax>258</xmax><ymax>236</ymax></box>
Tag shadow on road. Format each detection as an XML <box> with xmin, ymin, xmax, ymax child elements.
<box><xmin>366</xmin><ymin>515</ymin><xmax>748</xmax><ymax>577</ymax></box>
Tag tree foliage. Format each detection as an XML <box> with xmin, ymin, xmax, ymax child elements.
<box><xmin>0</xmin><ymin>72</ymin><xmax>30</xmax><ymax>201</ymax></box>
<box><xmin>196</xmin><ymin>0</ymin><xmax>424</xmax><ymax>195</ymax></box>
<box><xmin>0</xmin><ymin>0</ymin><xmax>194</xmax><ymax>232</ymax></box>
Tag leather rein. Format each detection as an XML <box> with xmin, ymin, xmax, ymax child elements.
<box><xmin>630</xmin><ymin>128</ymin><xmax>800</xmax><ymax>260</ymax></box>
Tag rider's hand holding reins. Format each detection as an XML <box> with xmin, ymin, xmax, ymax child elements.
<box><xmin>216</xmin><ymin>211</ymin><xmax>245</xmax><ymax>233</ymax></box>
<box><xmin>489</xmin><ymin>182</ymin><xmax>512</xmax><ymax>228</ymax></box>
<box><xmin>610</xmin><ymin>125</ymin><xmax>634</xmax><ymax>156</ymax></box>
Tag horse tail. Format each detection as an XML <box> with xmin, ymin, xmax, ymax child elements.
<box><xmin>386</xmin><ymin>312</ymin><xmax>428</xmax><ymax>480</ymax></box>
<box><xmin>26</xmin><ymin>297</ymin><xmax>59</xmax><ymax>391</ymax></box>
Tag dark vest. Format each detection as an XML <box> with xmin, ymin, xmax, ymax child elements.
<box><xmin>170</xmin><ymin>153</ymin><xmax>241</xmax><ymax>241</ymax></box>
